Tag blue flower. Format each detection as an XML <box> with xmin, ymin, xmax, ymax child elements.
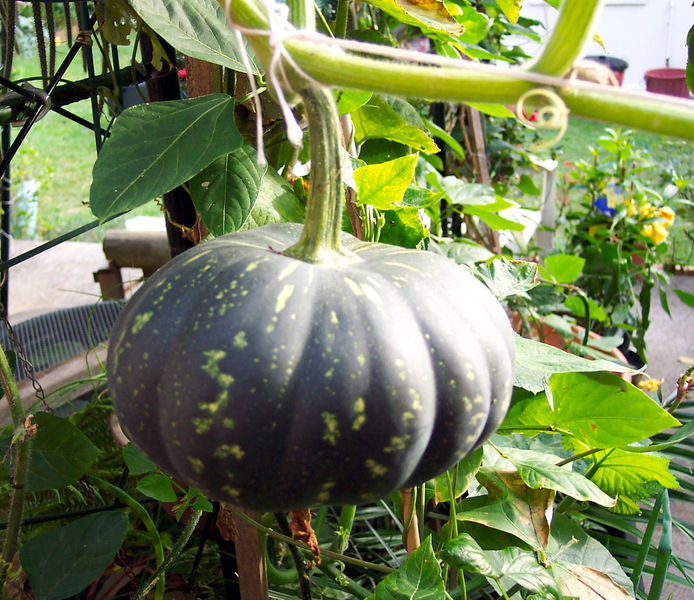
<box><xmin>594</xmin><ymin>194</ymin><xmax>617</xmax><ymax>217</ymax></box>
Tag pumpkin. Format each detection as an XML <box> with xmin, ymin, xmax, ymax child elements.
<box><xmin>107</xmin><ymin>85</ymin><xmax>515</xmax><ymax>512</ymax></box>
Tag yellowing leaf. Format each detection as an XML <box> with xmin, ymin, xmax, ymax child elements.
<box><xmin>364</xmin><ymin>0</ymin><xmax>464</xmax><ymax>35</ymax></box>
<box><xmin>555</xmin><ymin>563</ymin><xmax>634</xmax><ymax>600</ymax></box>
<box><xmin>494</xmin><ymin>0</ymin><xmax>521</xmax><ymax>24</ymax></box>
<box><xmin>354</xmin><ymin>154</ymin><xmax>419</xmax><ymax>210</ymax></box>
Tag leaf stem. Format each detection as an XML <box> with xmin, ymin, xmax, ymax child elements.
<box><xmin>0</xmin><ymin>345</ymin><xmax>31</xmax><ymax>594</ymax></box>
<box><xmin>87</xmin><ymin>475</ymin><xmax>165</xmax><ymax>600</ymax></box>
<box><xmin>134</xmin><ymin>509</ymin><xmax>203</xmax><ymax>600</ymax></box>
<box><xmin>334</xmin><ymin>0</ymin><xmax>350</xmax><ymax>38</ymax></box>
<box><xmin>330</xmin><ymin>505</ymin><xmax>356</xmax><ymax>554</ymax></box>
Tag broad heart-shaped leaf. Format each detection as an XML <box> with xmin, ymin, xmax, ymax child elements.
<box><xmin>90</xmin><ymin>94</ymin><xmax>241</xmax><ymax>220</ymax></box>
<box><xmin>335</xmin><ymin>89</ymin><xmax>372</xmax><ymax>115</ymax></box>
<box><xmin>430</xmin><ymin>238</ymin><xmax>494</xmax><ymax>265</ymax></box>
<box><xmin>550</xmin><ymin>372</ymin><xmax>681</xmax><ymax>447</ymax></box>
<box><xmin>427</xmin><ymin>174</ymin><xmax>496</xmax><ymax>206</ymax></box>
<box><xmin>137</xmin><ymin>472</ymin><xmax>178</xmax><ymax>502</ymax></box>
<box><xmin>475</xmin><ymin>258</ymin><xmax>539</xmax><ymax>301</ymax></box>
<box><xmin>548</xmin><ymin>516</ymin><xmax>635</xmax><ymax>599</ymax></box>
<box><xmin>354</xmin><ymin>154</ymin><xmax>418</xmax><ymax>210</ymax></box>
<box><xmin>455</xmin><ymin>469</ymin><xmax>554</xmax><ymax>551</ymax></box>
<box><xmin>129</xmin><ymin>0</ymin><xmax>259</xmax><ymax>73</ymax></box>
<box><xmin>14</xmin><ymin>412</ymin><xmax>99</xmax><ymax>492</ymax></box>
<box><xmin>543</xmin><ymin>254</ymin><xmax>585</xmax><ymax>284</ymax></box>
<box><xmin>496</xmin><ymin>447</ymin><xmax>615</xmax><ymax>508</ymax></box>
<box><xmin>366</xmin><ymin>537</ymin><xmax>448</xmax><ymax>600</ymax></box>
<box><xmin>434</xmin><ymin>447</ymin><xmax>483</xmax><ymax>503</ymax></box>
<box><xmin>20</xmin><ymin>511</ymin><xmax>128</xmax><ymax>600</ymax></box>
<box><xmin>189</xmin><ymin>144</ymin><xmax>267</xmax><ymax>235</ymax></box>
<box><xmin>442</xmin><ymin>539</ymin><xmax>561</xmax><ymax>599</ymax></box>
<box><xmin>493</xmin><ymin>0</ymin><xmax>521</xmax><ymax>24</ymax></box>
<box><xmin>499</xmin><ymin>389</ymin><xmax>554</xmax><ymax>433</ymax></box>
<box><xmin>363</xmin><ymin>0</ymin><xmax>463</xmax><ymax>35</ymax></box>
<box><xmin>241</xmin><ymin>168</ymin><xmax>305</xmax><ymax>229</ymax></box>
<box><xmin>353</xmin><ymin>96</ymin><xmax>439</xmax><ymax>154</ymax></box>
<box><xmin>587</xmin><ymin>448</ymin><xmax>678</xmax><ymax>514</ymax></box>
<box><xmin>513</xmin><ymin>336</ymin><xmax>633</xmax><ymax>394</ymax></box>
<box><xmin>122</xmin><ymin>443</ymin><xmax>157</xmax><ymax>475</ymax></box>
<box><xmin>378</xmin><ymin>206</ymin><xmax>428</xmax><ymax>248</ymax></box>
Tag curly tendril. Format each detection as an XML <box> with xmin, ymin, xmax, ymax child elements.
<box><xmin>516</xmin><ymin>88</ymin><xmax>570</xmax><ymax>150</ymax></box>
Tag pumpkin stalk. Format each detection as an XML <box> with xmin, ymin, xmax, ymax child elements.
<box><xmin>283</xmin><ymin>82</ymin><xmax>349</xmax><ymax>264</ymax></box>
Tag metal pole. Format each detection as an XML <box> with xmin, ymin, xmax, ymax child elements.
<box><xmin>1</xmin><ymin>125</ymin><xmax>10</xmax><ymax>311</ymax></box>
<box><xmin>78</xmin><ymin>4</ymin><xmax>103</xmax><ymax>152</ymax></box>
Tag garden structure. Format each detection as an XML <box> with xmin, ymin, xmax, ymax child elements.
<box><xmin>1</xmin><ymin>1</ymin><xmax>694</xmax><ymax>600</ymax></box>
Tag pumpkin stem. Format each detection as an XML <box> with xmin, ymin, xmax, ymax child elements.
<box><xmin>284</xmin><ymin>83</ymin><xmax>350</xmax><ymax>264</ymax></box>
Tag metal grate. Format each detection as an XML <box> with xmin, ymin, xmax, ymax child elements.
<box><xmin>0</xmin><ymin>301</ymin><xmax>124</xmax><ymax>381</ymax></box>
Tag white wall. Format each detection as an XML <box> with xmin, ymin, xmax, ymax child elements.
<box><xmin>520</xmin><ymin>1</ymin><xmax>691</xmax><ymax>91</ymax></box>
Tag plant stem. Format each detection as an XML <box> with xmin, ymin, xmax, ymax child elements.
<box><xmin>648</xmin><ymin>490</ymin><xmax>672</xmax><ymax>600</ymax></box>
<box><xmin>631</xmin><ymin>491</ymin><xmax>663</xmax><ymax>590</ymax></box>
<box><xmin>134</xmin><ymin>509</ymin><xmax>203</xmax><ymax>600</ymax></box>
<box><xmin>87</xmin><ymin>475</ymin><xmax>165</xmax><ymax>600</ymax></box>
<box><xmin>330</xmin><ymin>505</ymin><xmax>356</xmax><ymax>554</ymax></box>
<box><xmin>0</xmin><ymin>345</ymin><xmax>31</xmax><ymax>594</ymax></box>
<box><xmin>527</xmin><ymin>0</ymin><xmax>605</xmax><ymax>76</ymax></box>
<box><xmin>334</xmin><ymin>0</ymin><xmax>350</xmax><ymax>37</ymax></box>
<box><xmin>275</xmin><ymin>512</ymin><xmax>313</xmax><ymax>600</ymax></box>
<box><xmin>231</xmin><ymin>508</ymin><xmax>395</xmax><ymax>573</ymax></box>
<box><xmin>284</xmin><ymin>82</ymin><xmax>349</xmax><ymax>264</ymax></box>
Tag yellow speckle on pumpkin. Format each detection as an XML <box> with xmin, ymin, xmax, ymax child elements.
<box><xmin>322</xmin><ymin>412</ymin><xmax>340</xmax><ymax>445</ymax></box>
<box><xmin>365</xmin><ymin>459</ymin><xmax>388</xmax><ymax>477</ymax></box>
<box><xmin>131</xmin><ymin>312</ymin><xmax>153</xmax><ymax>334</ymax></box>
<box><xmin>275</xmin><ymin>284</ymin><xmax>295</xmax><ymax>313</ymax></box>
<box><xmin>188</xmin><ymin>457</ymin><xmax>204</xmax><ymax>474</ymax></box>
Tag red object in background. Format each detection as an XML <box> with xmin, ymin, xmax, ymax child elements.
<box><xmin>645</xmin><ymin>68</ymin><xmax>690</xmax><ymax>98</ymax></box>
<box><xmin>178</xmin><ymin>68</ymin><xmax>187</xmax><ymax>80</ymax></box>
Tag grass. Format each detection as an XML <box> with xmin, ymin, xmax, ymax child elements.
<box><xmin>8</xmin><ymin>43</ymin><xmax>163</xmax><ymax>243</ymax></box>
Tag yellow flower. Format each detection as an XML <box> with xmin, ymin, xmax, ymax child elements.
<box><xmin>625</xmin><ymin>198</ymin><xmax>638</xmax><ymax>217</ymax></box>
<box><xmin>641</xmin><ymin>223</ymin><xmax>669</xmax><ymax>245</ymax></box>
<box><xmin>638</xmin><ymin>377</ymin><xmax>663</xmax><ymax>392</ymax></box>
<box><xmin>639</xmin><ymin>203</ymin><xmax>655</xmax><ymax>219</ymax></box>
<box><xmin>657</xmin><ymin>206</ymin><xmax>675</xmax><ymax>226</ymax></box>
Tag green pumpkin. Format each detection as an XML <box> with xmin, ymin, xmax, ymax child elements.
<box><xmin>107</xmin><ymin>85</ymin><xmax>514</xmax><ymax>512</ymax></box>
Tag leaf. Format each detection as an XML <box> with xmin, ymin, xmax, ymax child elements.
<box><xmin>499</xmin><ymin>447</ymin><xmax>615</xmax><ymax>507</ymax></box>
<box><xmin>475</xmin><ymin>258</ymin><xmax>539</xmax><ymax>300</ymax></box>
<box><xmin>588</xmin><ymin>448</ymin><xmax>678</xmax><ymax>514</ymax></box>
<box><xmin>544</xmin><ymin>254</ymin><xmax>585</xmax><ymax>284</ymax></box>
<box><xmin>687</xmin><ymin>24</ymin><xmax>694</xmax><ymax>93</ymax></box>
<box><xmin>366</xmin><ymin>537</ymin><xmax>448</xmax><ymax>600</ymax></box>
<box><xmin>91</xmin><ymin>95</ymin><xmax>241</xmax><ymax>219</ymax></box>
<box><xmin>20</xmin><ymin>512</ymin><xmax>128</xmax><ymax>600</ymax></box>
<box><xmin>554</xmin><ymin>563</ymin><xmax>634</xmax><ymax>600</ymax></box>
<box><xmin>128</xmin><ymin>0</ymin><xmax>259</xmax><ymax>73</ymax></box>
<box><xmin>353</xmin><ymin>96</ymin><xmax>439</xmax><ymax>153</ymax></box>
<box><xmin>122</xmin><ymin>443</ymin><xmax>157</xmax><ymax>475</ymax></box>
<box><xmin>363</xmin><ymin>0</ymin><xmax>464</xmax><ymax>35</ymax></box>
<box><xmin>466</xmin><ymin>102</ymin><xmax>516</xmax><ymax>118</ymax></box>
<box><xmin>455</xmin><ymin>470</ymin><xmax>553</xmax><ymax>551</ymax></box>
<box><xmin>548</xmin><ymin>515</ymin><xmax>635</xmax><ymax>598</ymax></box>
<box><xmin>494</xmin><ymin>0</ymin><xmax>521</xmax><ymax>24</ymax></box>
<box><xmin>379</xmin><ymin>207</ymin><xmax>427</xmax><ymax>248</ymax></box>
<box><xmin>428</xmin><ymin>174</ymin><xmax>496</xmax><ymax>206</ymax></box>
<box><xmin>550</xmin><ymin>372</ymin><xmax>681</xmax><ymax>447</ymax></box>
<box><xmin>434</xmin><ymin>447</ymin><xmax>483</xmax><ymax>503</ymax></box>
<box><xmin>335</xmin><ymin>89</ymin><xmax>372</xmax><ymax>115</ymax></box>
<box><xmin>430</xmin><ymin>239</ymin><xmax>494</xmax><ymax>265</ymax></box>
<box><xmin>672</xmin><ymin>286</ymin><xmax>694</xmax><ymax>309</ymax></box>
<box><xmin>241</xmin><ymin>168</ymin><xmax>305</xmax><ymax>229</ymax></box>
<box><xmin>440</xmin><ymin>533</ymin><xmax>495</xmax><ymax>575</ymax></box>
<box><xmin>354</xmin><ymin>154</ymin><xmax>418</xmax><ymax>210</ymax></box>
<box><xmin>464</xmin><ymin>205</ymin><xmax>525</xmax><ymax>231</ymax></box>
<box><xmin>15</xmin><ymin>412</ymin><xmax>100</xmax><ymax>493</ymax></box>
<box><xmin>137</xmin><ymin>472</ymin><xmax>178</xmax><ymax>502</ymax></box>
<box><xmin>189</xmin><ymin>144</ymin><xmax>267</xmax><ymax>235</ymax></box>
<box><xmin>513</xmin><ymin>336</ymin><xmax>633</xmax><ymax>394</ymax></box>
<box><xmin>423</xmin><ymin>117</ymin><xmax>464</xmax><ymax>160</ymax></box>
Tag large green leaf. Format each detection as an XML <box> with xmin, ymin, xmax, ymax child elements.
<box><xmin>493</xmin><ymin>0</ymin><xmax>521</xmax><ymax>24</ymax></box>
<box><xmin>687</xmin><ymin>24</ymin><xmax>694</xmax><ymax>93</ymax></box>
<box><xmin>456</xmin><ymin>469</ymin><xmax>555</xmax><ymax>551</ymax></box>
<box><xmin>90</xmin><ymin>94</ymin><xmax>241</xmax><ymax>219</ymax></box>
<box><xmin>363</xmin><ymin>0</ymin><xmax>464</xmax><ymax>35</ymax></box>
<box><xmin>547</xmin><ymin>515</ymin><xmax>635</xmax><ymax>599</ymax></box>
<box><xmin>476</xmin><ymin>258</ymin><xmax>539</xmax><ymax>301</ymax></box>
<box><xmin>354</xmin><ymin>154</ymin><xmax>418</xmax><ymax>210</ymax></box>
<box><xmin>128</xmin><ymin>0</ymin><xmax>259</xmax><ymax>73</ymax></box>
<box><xmin>189</xmin><ymin>144</ymin><xmax>267</xmax><ymax>235</ymax></box>
<box><xmin>442</xmin><ymin>538</ymin><xmax>561</xmax><ymax>598</ymax></box>
<box><xmin>498</xmin><ymin>447</ymin><xmax>615</xmax><ymax>507</ymax></box>
<box><xmin>20</xmin><ymin>512</ymin><xmax>128</xmax><ymax>600</ymax></box>
<box><xmin>588</xmin><ymin>448</ymin><xmax>678</xmax><ymax>514</ymax></box>
<box><xmin>543</xmin><ymin>254</ymin><xmax>585</xmax><ymax>284</ymax></box>
<box><xmin>137</xmin><ymin>472</ymin><xmax>178</xmax><ymax>502</ymax></box>
<box><xmin>241</xmin><ymin>168</ymin><xmax>305</xmax><ymax>229</ymax></box>
<box><xmin>0</xmin><ymin>412</ymin><xmax>100</xmax><ymax>493</ymax></box>
<box><xmin>353</xmin><ymin>96</ymin><xmax>439</xmax><ymax>153</ymax></box>
<box><xmin>430</xmin><ymin>238</ymin><xmax>494</xmax><ymax>265</ymax></box>
<box><xmin>550</xmin><ymin>372</ymin><xmax>681</xmax><ymax>447</ymax></box>
<box><xmin>514</xmin><ymin>336</ymin><xmax>633</xmax><ymax>394</ymax></box>
<box><xmin>366</xmin><ymin>537</ymin><xmax>448</xmax><ymax>600</ymax></box>
<box><xmin>499</xmin><ymin>389</ymin><xmax>554</xmax><ymax>433</ymax></box>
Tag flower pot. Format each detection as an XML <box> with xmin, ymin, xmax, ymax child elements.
<box><xmin>644</xmin><ymin>68</ymin><xmax>690</xmax><ymax>99</ymax></box>
<box><xmin>586</xmin><ymin>55</ymin><xmax>628</xmax><ymax>86</ymax></box>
